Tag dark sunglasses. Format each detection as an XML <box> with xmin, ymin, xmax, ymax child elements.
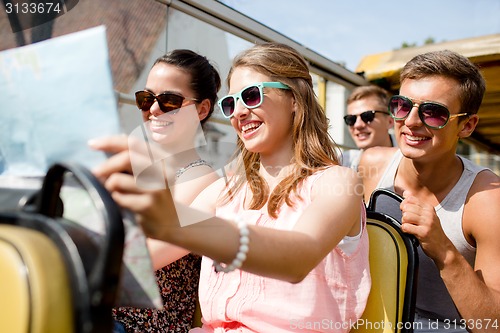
<box><xmin>135</xmin><ymin>90</ymin><xmax>197</xmax><ymax>113</ymax></box>
<box><xmin>343</xmin><ymin>110</ymin><xmax>388</xmax><ymax>126</ymax></box>
<box><xmin>389</xmin><ymin>95</ymin><xmax>470</xmax><ymax>129</ymax></box>
<box><xmin>217</xmin><ymin>82</ymin><xmax>290</xmax><ymax>118</ymax></box>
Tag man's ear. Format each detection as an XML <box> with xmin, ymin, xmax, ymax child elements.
<box><xmin>197</xmin><ymin>99</ymin><xmax>210</xmax><ymax>121</ymax></box>
<box><xmin>458</xmin><ymin>114</ymin><xmax>479</xmax><ymax>138</ymax></box>
<box><xmin>386</xmin><ymin>115</ymin><xmax>394</xmax><ymax>129</ymax></box>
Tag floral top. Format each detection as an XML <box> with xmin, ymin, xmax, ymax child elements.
<box><xmin>113</xmin><ymin>159</ymin><xmax>212</xmax><ymax>332</ymax></box>
<box><xmin>113</xmin><ymin>253</ymin><xmax>201</xmax><ymax>332</ymax></box>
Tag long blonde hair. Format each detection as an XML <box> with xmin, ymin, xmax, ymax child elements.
<box><xmin>221</xmin><ymin>43</ymin><xmax>340</xmax><ymax>218</ymax></box>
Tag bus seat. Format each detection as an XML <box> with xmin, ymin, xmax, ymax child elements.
<box><xmin>351</xmin><ymin>189</ymin><xmax>419</xmax><ymax>333</ymax></box>
<box><xmin>0</xmin><ymin>225</ymin><xmax>74</xmax><ymax>333</ymax></box>
<box><xmin>0</xmin><ymin>162</ymin><xmax>124</xmax><ymax>333</ymax></box>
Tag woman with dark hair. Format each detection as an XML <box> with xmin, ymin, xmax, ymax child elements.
<box><xmin>102</xmin><ymin>49</ymin><xmax>221</xmax><ymax>333</ymax></box>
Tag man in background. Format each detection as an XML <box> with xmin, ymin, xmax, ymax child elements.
<box><xmin>342</xmin><ymin>85</ymin><xmax>395</xmax><ymax>170</ymax></box>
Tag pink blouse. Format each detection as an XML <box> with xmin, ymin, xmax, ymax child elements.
<box><xmin>191</xmin><ymin>168</ymin><xmax>370</xmax><ymax>332</ymax></box>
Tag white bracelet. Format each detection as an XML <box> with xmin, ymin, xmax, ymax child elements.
<box><xmin>213</xmin><ymin>217</ymin><xmax>250</xmax><ymax>273</ymax></box>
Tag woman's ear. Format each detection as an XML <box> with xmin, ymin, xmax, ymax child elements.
<box><xmin>291</xmin><ymin>96</ymin><xmax>297</xmax><ymax>115</ymax></box>
<box><xmin>197</xmin><ymin>99</ymin><xmax>211</xmax><ymax>121</ymax></box>
<box><xmin>458</xmin><ymin>114</ymin><xmax>479</xmax><ymax>139</ymax></box>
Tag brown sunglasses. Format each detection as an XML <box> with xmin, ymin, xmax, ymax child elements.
<box><xmin>135</xmin><ymin>90</ymin><xmax>198</xmax><ymax>113</ymax></box>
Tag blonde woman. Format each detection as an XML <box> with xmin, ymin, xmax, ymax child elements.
<box><xmin>100</xmin><ymin>43</ymin><xmax>370</xmax><ymax>333</ymax></box>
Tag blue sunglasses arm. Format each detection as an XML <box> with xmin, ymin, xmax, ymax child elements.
<box><xmin>261</xmin><ymin>82</ymin><xmax>290</xmax><ymax>90</ymax></box>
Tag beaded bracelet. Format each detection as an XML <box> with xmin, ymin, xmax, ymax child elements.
<box><xmin>213</xmin><ymin>217</ymin><xmax>250</xmax><ymax>273</ymax></box>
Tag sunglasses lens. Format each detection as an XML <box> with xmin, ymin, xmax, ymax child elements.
<box><xmin>241</xmin><ymin>86</ymin><xmax>262</xmax><ymax>107</ymax></box>
<box><xmin>156</xmin><ymin>93</ymin><xmax>185</xmax><ymax>113</ymax></box>
<box><xmin>219</xmin><ymin>84</ymin><xmax>266</xmax><ymax>118</ymax></box>
<box><xmin>220</xmin><ymin>97</ymin><xmax>235</xmax><ymax>117</ymax></box>
<box><xmin>343</xmin><ymin>115</ymin><xmax>356</xmax><ymax>126</ymax></box>
<box><xmin>360</xmin><ymin>111</ymin><xmax>376</xmax><ymax>123</ymax></box>
<box><xmin>134</xmin><ymin>91</ymin><xmax>186</xmax><ymax>113</ymax></box>
<box><xmin>420</xmin><ymin>103</ymin><xmax>449</xmax><ymax>128</ymax></box>
<box><xmin>389</xmin><ymin>96</ymin><xmax>413</xmax><ymax>119</ymax></box>
<box><xmin>135</xmin><ymin>91</ymin><xmax>154</xmax><ymax>111</ymax></box>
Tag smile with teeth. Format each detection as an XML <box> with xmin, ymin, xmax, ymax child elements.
<box><xmin>151</xmin><ymin>119</ymin><xmax>173</xmax><ymax>127</ymax></box>
<box><xmin>405</xmin><ymin>134</ymin><xmax>428</xmax><ymax>141</ymax></box>
<box><xmin>241</xmin><ymin>122</ymin><xmax>262</xmax><ymax>134</ymax></box>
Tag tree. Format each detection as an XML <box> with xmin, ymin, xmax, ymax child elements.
<box><xmin>397</xmin><ymin>37</ymin><xmax>436</xmax><ymax>50</ymax></box>
<box><xmin>400</xmin><ymin>41</ymin><xmax>417</xmax><ymax>49</ymax></box>
<box><xmin>423</xmin><ymin>37</ymin><xmax>436</xmax><ymax>45</ymax></box>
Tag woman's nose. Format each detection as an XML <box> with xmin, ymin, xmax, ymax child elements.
<box><xmin>149</xmin><ymin>99</ymin><xmax>163</xmax><ymax>117</ymax></box>
<box><xmin>232</xmin><ymin>98</ymin><xmax>250</xmax><ymax>119</ymax></box>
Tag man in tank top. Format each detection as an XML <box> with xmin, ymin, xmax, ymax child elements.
<box><xmin>358</xmin><ymin>50</ymin><xmax>500</xmax><ymax>333</ymax></box>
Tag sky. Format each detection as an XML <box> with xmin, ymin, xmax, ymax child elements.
<box><xmin>219</xmin><ymin>0</ymin><xmax>500</xmax><ymax>72</ymax></box>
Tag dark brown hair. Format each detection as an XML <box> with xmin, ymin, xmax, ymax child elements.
<box><xmin>154</xmin><ymin>49</ymin><xmax>221</xmax><ymax>124</ymax></box>
<box><xmin>400</xmin><ymin>50</ymin><xmax>485</xmax><ymax>115</ymax></box>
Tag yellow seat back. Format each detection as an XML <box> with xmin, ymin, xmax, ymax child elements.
<box><xmin>0</xmin><ymin>225</ymin><xmax>74</xmax><ymax>333</ymax></box>
<box><xmin>351</xmin><ymin>189</ymin><xmax>418</xmax><ymax>333</ymax></box>
<box><xmin>0</xmin><ymin>162</ymin><xmax>125</xmax><ymax>333</ymax></box>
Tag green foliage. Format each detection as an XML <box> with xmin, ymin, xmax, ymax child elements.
<box><xmin>397</xmin><ymin>37</ymin><xmax>435</xmax><ymax>49</ymax></box>
<box><xmin>400</xmin><ymin>41</ymin><xmax>417</xmax><ymax>49</ymax></box>
<box><xmin>423</xmin><ymin>37</ymin><xmax>435</xmax><ymax>45</ymax></box>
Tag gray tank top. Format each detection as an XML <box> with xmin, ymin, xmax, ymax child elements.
<box><xmin>376</xmin><ymin>150</ymin><xmax>487</xmax><ymax>321</ymax></box>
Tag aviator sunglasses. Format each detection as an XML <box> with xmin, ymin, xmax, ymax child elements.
<box><xmin>343</xmin><ymin>110</ymin><xmax>388</xmax><ymax>126</ymax></box>
<box><xmin>135</xmin><ymin>90</ymin><xmax>198</xmax><ymax>113</ymax></box>
<box><xmin>389</xmin><ymin>95</ymin><xmax>470</xmax><ymax>129</ymax></box>
<box><xmin>218</xmin><ymin>82</ymin><xmax>290</xmax><ymax>118</ymax></box>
